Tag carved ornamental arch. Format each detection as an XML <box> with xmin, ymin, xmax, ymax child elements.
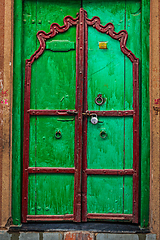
<box><xmin>23</xmin><ymin>8</ymin><xmax>139</xmax><ymax>223</ymax></box>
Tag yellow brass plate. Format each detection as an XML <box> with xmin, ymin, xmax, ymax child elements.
<box><xmin>99</xmin><ymin>42</ymin><xmax>107</xmax><ymax>49</ymax></box>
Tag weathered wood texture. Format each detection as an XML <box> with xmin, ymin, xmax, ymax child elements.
<box><xmin>12</xmin><ymin>0</ymin><xmax>150</xmax><ymax>228</ymax></box>
<box><xmin>83</xmin><ymin>0</ymin><xmax>140</xmax><ymax>223</ymax></box>
<box><xmin>12</xmin><ymin>0</ymin><xmax>23</xmax><ymax>226</ymax></box>
<box><xmin>140</xmin><ymin>0</ymin><xmax>150</xmax><ymax>228</ymax></box>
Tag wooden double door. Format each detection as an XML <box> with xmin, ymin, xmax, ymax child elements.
<box><xmin>22</xmin><ymin>1</ymin><xmax>140</xmax><ymax>223</ymax></box>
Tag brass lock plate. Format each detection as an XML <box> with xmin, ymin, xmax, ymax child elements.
<box><xmin>99</xmin><ymin>42</ymin><xmax>107</xmax><ymax>49</ymax></box>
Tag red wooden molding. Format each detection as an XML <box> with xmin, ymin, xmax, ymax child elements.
<box><xmin>85</xmin><ymin>169</ymin><xmax>134</xmax><ymax>175</ymax></box>
<box><xmin>22</xmin><ymin>15</ymin><xmax>79</xmax><ymax>223</ymax></box>
<box><xmin>23</xmin><ymin>8</ymin><xmax>139</xmax><ymax>224</ymax></box>
<box><xmin>87</xmin><ymin>213</ymin><xmax>133</xmax><ymax>221</ymax></box>
<box><xmin>83</xmin><ymin>110</ymin><xmax>134</xmax><ymax>117</ymax></box>
<box><xmin>26</xmin><ymin>16</ymin><xmax>79</xmax><ymax>65</ymax></box>
<box><xmin>28</xmin><ymin>167</ymin><xmax>75</xmax><ymax>174</ymax></box>
<box><xmin>86</xmin><ymin>16</ymin><xmax>138</xmax><ymax>63</ymax></box>
<box><xmin>28</xmin><ymin>109</ymin><xmax>77</xmax><ymax>116</ymax></box>
<box><xmin>82</xmin><ymin>9</ymin><xmax>139</xmax><ymax>223</ymax></box>
<box><xmin>27</xmin><ymin>215</ymin><xmax>74</xmax><ymax>221</ymax></box>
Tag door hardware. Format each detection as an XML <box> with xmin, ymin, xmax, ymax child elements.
<box><xmin>99</xmin><ymin>42</ymin><xmax>107</xmax><ymax>49</ymax></box>
<box><xmin>66</xmin><ymin>111</ymin><xmax>78</xmax><ymax>114</ymax></box>
<box><xmin>55</xmin><ymin>130</ymin><xmax>62</xmax><ymax>139</ymax></box>
<box><xmin>100</xmin><ymin>130</ymin><xmax>107</xmax><ymax>139</ymax></box>
<box><xmin>91</xmin><ymin>114</ymin><xmax>98</xmax><ymax>125</ymax></box>
<box><xmin>95</xmin><ymin>94</ymin><xmax>104</xmax><ymax>106</ymax></box>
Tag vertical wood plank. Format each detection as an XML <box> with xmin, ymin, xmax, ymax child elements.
<box><xmin>140</xmin><ymin>0</ymin><xmax>150</xmax><ymax>227</ymax></box>
<box><xmin>28</xmin><ymin>174</ymin><xmax>36</xmax><ymax>215</ymax></box>
<box><xmin>123</xmin><ymin>176</ymin><xmax>133</xmax><ymax>214</ymax></box>
<box><xmin>87</xmin><ymin>176</ymin><xmax>123</xmax><ymax>214</ymax></box>
<box><xmin>12</xmin><ymin>0</ymin><xmax>23</xmax><ymax>225</ymax></box>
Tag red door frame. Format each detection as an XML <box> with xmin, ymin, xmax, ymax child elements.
<box><xmin>22</xmin><ymin>8</ymin><xmax>139</xmax><ymax>223</ymax></box>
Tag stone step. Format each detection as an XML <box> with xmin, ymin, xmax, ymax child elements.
<box><xmin>0</xmin><ymin>231</ymin><xmax>157</xmax><ymax>240</ymax></box>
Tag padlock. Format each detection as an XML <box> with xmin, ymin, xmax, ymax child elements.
<box><xmin>91</xmin><ymin>114</ymin><xmax>98</xmax><ymax>125</ymax></box>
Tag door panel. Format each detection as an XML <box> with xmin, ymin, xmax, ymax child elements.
<box><xmin>87</xmin><ymin>117</ymin><xmax>133</xmax><ymax>170</ymax></box>
<box><xmin>22</xmin><ymin>3</ymin><xmax>139</xmax><ymax>223</ymax></box>
<box><xmin>22</xmin><ymin>0</ymin><xmax>81</xmax><ymax>222</ymax></box>
<box><xmin>23</xmin><ymin>0</ymin><xmax>80</xmax><ymax>110</ymax></box>
<box><xmin>28</xmin><ymin>174</ymin><xmax>74</xmax><ymax>215</ymax></box>
<box><xmin>82</xmin><ymin>0</ymin><xmax>140</xmax><ymax>222</ymax></box>
<box><xmin>87</xmin><ymin>28</ymin><xmax>125</xmax><ymax>111</ymax></box>
<box><xmin>87</xmin><ymin>117</ymin><xmax>125</xmax><ymax>170</ymax></box>
<box><xmin>30</xmin><ymin>40</ymin><xmax>76</xmax><ymax>110</ymax></box>
<box><xmin>29</xmin><ymin>116</ymin><xmax>75</xmax><ymax>168</ymax></box>
<box><xmin>84</xmin><ymin>0</ymin><xmax>141</xmax><ymax>111</ymax></box>
<box><xmin>87</xmin><ymin>175</ymin><xmax>133</xmax><ymax>214</ymax></box>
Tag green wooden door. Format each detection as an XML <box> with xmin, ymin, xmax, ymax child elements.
<box><xmin>22</xmin><ymin>0</ymin><xmax>140</xmax><ymax>223</ymax></box>
<box><xmin>82</xmin><ymin>1</ymin><xmax>140</xmax><ymax>222</ymax></box>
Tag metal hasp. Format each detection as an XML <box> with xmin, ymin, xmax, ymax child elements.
<box><xmin>22</xmin><ymin>8</ymin><xmax>139</xmax><ymax>223</ymax></box>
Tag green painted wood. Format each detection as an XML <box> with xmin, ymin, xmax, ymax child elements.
<box><xmin>85</xmin><ymin>0</ymin><xmax>135</xmax><ymax>216</ymax></box>
<box><xmin>28</xmin><ymin>174</ymin><xmax>74</xmax><ymax>215</ymax></box>
<box><xmin>46</xmin><ymin>40</ymin><xmax>75</xmax><ymax>52</ymax></box>
<box><xmin>87</xmin><ymin>176</ymin><xmax>133</xmax><ymax>214</ymax></box>
<box><xmin>27</xmin><ymin>0</ymin><xmax>79</xmax><ymax>110</ymax></box>
<box><xmin>23</xmin><ymin>0</ymin><xmax>80</xmax><ymax>218</ymax></box>
<box><xmin>13</xmin><ymin>0</ymin><xmax>150</xmax><ymax>225</ymax></box>
<box><xmin>84</xmin><ymin>0</ymin><xmax>125</xmax><ymax>111</ymax></box>
<box><xmin>31</xmin><ymin>44</ymin><xmax>76</xmax><ymax>110</ymax></box>
<box><xmin>87</xmin><ymin>29</ymin><xmax>125</xmax><ymax>111</ymax></box>
<box><xmin>87</xmin><ymin>176</ymin><xmax>123</xmax><ymax>214</ymax></box>
<box><xmin>83</xmin><ymin>0</ymin><xmax>126</xmax><ymax>29</ymax></box>
<box><xmin>124</xmin><ymin>176</ymin><xmax>133</xmax><ymax>214</ymax></box>
<box><xmin>29</xmin><ymin>116</ymin><xmax>75</xmax><ymax>168</ymax></box>
<box><xmin>28</xmin><ymin>174</ymin><xmax>36</xmax><ymax>215</ymax></box>
<box><xmin>140</xmin><ymin>0</ymin><xmax>150</xmax><ymax>228</ymax></box>
<box><xmin>125</xmin><ymin>0</ymin><xmax>141</xmax><ymax>110</ymax></box>
<box><xmin>12</xmin><ymin>0</ymin><xmax>23</xmax><ymax>225</ymax></box>
<box><xmin>125</xmin><ymin>117</ymin><xmax>133</xmax><ymax>169</ymax></box>
<box><xmin>36</xmin><ymin>0</ymin><xmax>80</xmax><ymax>31</ymax></box>
<box><xmin>87</xmin><ymin>117</ymin><xmax>124</xmax><ymax>170</ymax></box>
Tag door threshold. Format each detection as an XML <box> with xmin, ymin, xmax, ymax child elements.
<box><xmin>9</xmin><ymin>222</ymin><xmax>149</xmax><ymax>233</ymax></box>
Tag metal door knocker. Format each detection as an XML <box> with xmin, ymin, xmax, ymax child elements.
<box><xmin>55</xmin><ymin>130</ymin><xmax>62</xmax><ymax>139</ymax></box>
<box><xmin>91</xmin><ymin>114</ymin><xmax>98</xmax><ymax>125</ymax></box>
<box><xmin>95</xmin><ymin>94</ymin><xmax>104</xmax><ymax>106</ymax></box>
<box><xmin>100</xmin><ymin>130</ymin><xmax>107</xmax><ymax>139</ymax></box>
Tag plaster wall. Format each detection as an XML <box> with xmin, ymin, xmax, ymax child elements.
<box><xmin>150</xmin><ymin>0</ymin><xmax>160</xmax><ymax>239</ymax></box>
<box><xmin>0</xmin><ymin>0</ymin><xmax>12</xmax><ymax>229</ymax></box>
